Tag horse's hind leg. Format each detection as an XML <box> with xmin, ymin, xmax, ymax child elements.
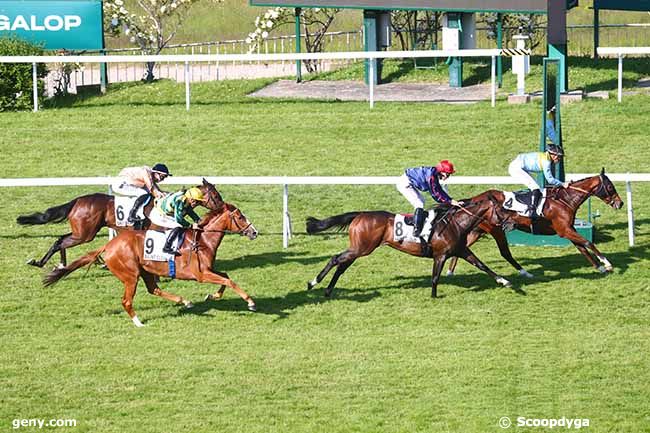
<box><xmin>307</xmin><ymin>254</ymin><xmax>340</xmax><ymax>290</ymax></box>
<box><xmin>27</xmin><ymin>233</ymin><xmax>69</xmax><ymax>268</ymax></box>
<box><xmin>324</xmin><ymin>250</ymin><xmax>360</xmax><ymax>297</ymax></box>
<box><xmin>142</xmin><ymin>272</ymin><xmax>193</xmax><ymax>309</ymax></box>
<box><xmin>120</xmin><ymin>278</ymin><xmax>144</xmax><ymax>327</ymax></box>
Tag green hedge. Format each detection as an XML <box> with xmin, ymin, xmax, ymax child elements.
<box><xmin>0</xmin><ymin>37</ymin><xmax>48</xmax><ymax>111</ymax></box>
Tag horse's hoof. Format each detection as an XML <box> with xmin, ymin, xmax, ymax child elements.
<box><xmin>247</xmin><ymin>304</ymin><xmax>257</xmax><ymax>312</ymax></box>
<box><xmin>307</xmin><ymin>282</ymin><xmax>313</xmax><ymax>290</ymax></box>
<box><xmin>204</xmin><ymin>293</ymin><xmax>213</xmax><ymax>302</ymax></box>
<box><xmin>446</xmin><ymin>270</ymin><xmax>454</xmax><ymax>277</ymax></box>
<box><xmin>597</xmin><ymin>266</ymin><xmax>607</xmax><ymax>274</ymax></box>
<box><xmin>496</xmin><ymin>277</ymin><xmax>512</xmax><ymax>287</ymax></box>
<box><xmin>184</xmin><ymin>301</ymin><xmax>194</xmax><ymax>309</ymax></box>
<box><xmin>54</xmin><ymin>263</ymin><xmax>66</xmax><ymax>271</ymax></box>
<box><xmin>26</xmin><ymin>259</ymin><xmax>40</xmax><ymax>267</ymax></box>
<box><xmin>518</xmin><ymin>269</ymin><xmax>534</xmax><ymax>278</ymax></box>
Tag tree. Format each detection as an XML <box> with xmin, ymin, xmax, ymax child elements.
<box><xmin>246</xmin><ymin>7</ymin><xmax>340</xmax><ymax>73</ymax></box>
<box><xmin>480</xmin><ymin>13</ymin><xmax>545</xmax><ymax>51</ymax></box>
<box><xmin>103</xmin><ymin>0</ymin><xmax>221</xmax><ymax>81</ymax></box>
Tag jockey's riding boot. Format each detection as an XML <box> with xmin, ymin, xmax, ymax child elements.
<box><xmin>529</xmin><ymin>189</ymin><xmax>543</xmax><ymax>219</ymax></box>
<box><xmin>163</xmin><ymin>228</ymin><xmax>183</xmax><ymax>256</ymax></box>
<box><xmin>128</xmin><ymin>194</ymin><xmax>150</xmax><ymax>225</ymax></box>
<box><xmin>413</xmin><ymin>208</ymin><xmax>426</xmax><ymax>237</ymax></box>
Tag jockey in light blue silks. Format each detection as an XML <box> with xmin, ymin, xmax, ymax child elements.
<box><xmin>396</xmin><ymin>160</ymin><xmax>462</xmax><ymax>237</ymax></box>
<box><xmin>508</xmin><ymin>144</ymin><xmax>568</xmax><ymax>218</ymax></box>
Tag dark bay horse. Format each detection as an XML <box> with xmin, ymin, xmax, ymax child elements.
<box><xmin>43</xmin><ymin>202</ymin><xmax>258</xmax><ymax>327</ymax></box>
<box><xmin>17</xmin><ymin>178</ymin><xmax>223</xmax><ymax>268</ymax></box>
<box><xmin>306</xmin><ymin>196</ymin><xmax>517</xmax><ymax>298</ymax></box>
<box><xmin>447</xmin><ymin>169</ymin><xmax>624</xmax><ymax>276</ymax></box>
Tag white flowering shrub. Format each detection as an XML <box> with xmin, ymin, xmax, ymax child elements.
<box><xmin>247</xmin><ymin>7</ymin><xmax>339</xmax><ymax>73</ymax></box>
<box><xmin>103</xmin><ymin>0</ymin><xmax>222</xmax><ymax>81</ymax></box>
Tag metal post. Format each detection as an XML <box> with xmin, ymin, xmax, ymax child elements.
<box><xmin>491</xmin><ymin>55</ymin><xmax>496</xmax><ymax>107</ymax></box>
<box><xmin>617</xmin><ymin>54</ymin><xmax>623</xmax><ymax>103</ymax></box>
<box><xmin>593</xmin><ymin>7</ymin><xmax>599</xmax><ymax>60</ymax></box>
<box><xmin>626</xmin><ymin>179</ymin><xmax>634</xmax><ymax>246</ymax></box>
<box><xmin>32</xmin><ymin>62</ymin><xmax>38</xmax><ymax>112</ymax></box>
<box><xmin>496</xmin><ymin>13</ymin><xmax>503</xmax><ymax>88</ymax></box>
<box><xmin>184</xmin><ymin>61</ymin><xmax>190</xmax><ymax>111</ymax></box>
<box><xmin>295</xmin><ymin>8</ymin><xmax>302</xmax><ymax>83</ymax></box>
<box><xmin>369</xmin><ymin>57</ymin><xmax>375</xmax><ymax>109</ymax></box>
<box><xmin>283</xmin><ymin>183</ymin><xmax>290</xmax><ymax>248</ymax></box>
<box><xmin>108</xmin><ymin>185</ymin><xmax>116</xmax><ymax>241</ymax></box>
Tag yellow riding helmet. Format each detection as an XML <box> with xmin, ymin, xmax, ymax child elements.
<box><xmin>184</xmin><ymin>187</ymin><xmax>204</xmax><ymax>202</ymax></box>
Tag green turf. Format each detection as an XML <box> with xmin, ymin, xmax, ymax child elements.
<box><xmin>1</xmin><ymin>74</ymin><xmax>649</xmax><ymax>433</ymax></box>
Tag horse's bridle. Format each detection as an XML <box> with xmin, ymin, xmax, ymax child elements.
<box><xmin>201</xmin><ymin>209</ymin><xmax>252</xmax><ymax>235</ymax></box>
<box><xmin>567</xmin><ymin>175</ymin><xmax>616</xmax><ymax>206</ymax></box>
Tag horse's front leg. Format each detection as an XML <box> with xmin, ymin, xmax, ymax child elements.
<box><xmin>197</xmin><ymin>270</ymin><xmax>256</xmax><ymax>311</ymax></box>
<box><xmin>431</xmin><ymin>255</ymin><xmax>448</xmax><ymax>298</ymax></box>
<box><xmin>142</xmin><ymin>272</ymin><xmax>194</xmax><ymax>309</ymax></box>
<box><xmin>557</xmin><ymin>227</ymin><xmax>612</xmax><ymax>272</ymax></box>
<box><xmin>457</xmin><ymin>247</ymin><xmax>512</xmax><ymax>288</ymax></box>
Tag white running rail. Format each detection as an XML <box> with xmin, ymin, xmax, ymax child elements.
<box><xmin>596</xmin><ymin>46</ymin><xmax>650</xmax><ymax>103</ymax></box>
<box><xmin>0</xmin><ymin>49</ymin><xmax>502</xmax><ymax>111</ymax></box>
<box><xmin>2</xmin><ymin>173</ymin><xmax>648</xmax><ymax>248</ymax></box>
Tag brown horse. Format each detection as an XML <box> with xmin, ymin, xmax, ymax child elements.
<box><xmin>447</xmin><ymin>169</ymin><xmax>624</xmax><ymax>276</ymax></box>
<box><xmin>305</xmin><ymin>195</ymin><xmax>518</xmax><ymax>298</ymax></box>
<box><xmin>18</xmin><ymin>178</ymin><xmax>223</xmax><ymax>268</ymax></box>
<box><xmin>43</xmin><ymin>202</ymin><xmax>258</xmax><ymax>327</ymax></box>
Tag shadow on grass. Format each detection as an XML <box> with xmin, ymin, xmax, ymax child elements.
<box><xmin>214</xmin><ymin>250</ymin><xmax>332</xmax><ymax>271</ymax></box>
<box><xmin>172</xmin><ymin>286</ymin><xmax>380</xmax><ymax>320</ymax></box>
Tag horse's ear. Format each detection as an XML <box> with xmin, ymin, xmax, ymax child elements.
<box><xmin>202</xmin><ymin>177</ymin><xmax>209</xmax><ymax>185</ymax></box>
<box><xmin>601</xmin><ymin>167</ymin><xmax>605</xmax><ymax>175</ymax></box>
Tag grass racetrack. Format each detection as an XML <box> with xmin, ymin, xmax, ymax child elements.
<box><xmin>1</xmin><ymin>72</ymin><xmax>649</xmax><ymax>432</ymax></box>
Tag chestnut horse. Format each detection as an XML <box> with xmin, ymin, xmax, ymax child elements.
<box><xmin>447</xmin><ymin>169</ymin><xmax>624</xmax><ymax>276</ymax></box>
<box><xmin>306</xmin><ymin>196</ymin><xmax>517</xmax><ymax>298</ymax></box>
<box><xmin>43</xmin><ymin>202</ymin><xmax>258</xmax><ymax>327</ymax></box>
<box><xmin>18</xmin><ymin>178</ymin><xmax>223</xmax><ymax>268</ymax></box>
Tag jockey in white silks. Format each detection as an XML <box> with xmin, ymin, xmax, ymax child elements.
<box><xmin>111</xmin><ymin>163</ymin><xmax>171</xmax><ymax>226</ymax></box>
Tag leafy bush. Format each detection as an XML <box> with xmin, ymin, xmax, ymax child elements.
<box><xmin>0</xmin><ymin>36</ymin><xmax>48</xmax><ymax>111</ymax></box>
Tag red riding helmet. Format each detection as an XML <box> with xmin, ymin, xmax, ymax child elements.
<box><xmin>435</xmin><ymin>160</ymin><xmax>456</xmax><ymax>174</ymax></box>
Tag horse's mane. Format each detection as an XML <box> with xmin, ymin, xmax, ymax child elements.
<box><xmin>198</xmin><ymin>202</ymin><xmax>231</xmax><ymax>224</ymax></box>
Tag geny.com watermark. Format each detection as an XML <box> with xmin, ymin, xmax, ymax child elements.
<box><xmin>12</xmin><ymin>419</ymin><xmax>77</xmax><ymax>429</ymax></box>
<box><xmin>499</xmin><ymin>416</ymin><xmax>590</xmax><ymax>429</ymax></box>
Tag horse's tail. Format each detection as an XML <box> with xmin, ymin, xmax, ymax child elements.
<box><xmin>43</xmin><ymin>245</ymin><xmax>106</xmax><ymax>287</ymax></box>
<box><xmin>306</xmin><ymin>212</ymin><xmax>362</xmax><ymax>234</ymax></box>
<box><xmin>17</xmin><ymin>199</ymin><xmax>77</xmax><ymax>225</ymax></box>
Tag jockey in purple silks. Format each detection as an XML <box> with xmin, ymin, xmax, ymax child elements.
<box><xmin>396</xmin><ymin>160</ymin><xmax>462</xmax><ymax>237</ymax></box>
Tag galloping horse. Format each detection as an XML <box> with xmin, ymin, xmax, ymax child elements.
<box><xmin>43</xmin><ymin>202</ymin><xmax>258</xmax><ymax>327</ymax></box>
<box><xmin>306</xmin><ymin>196</ymin><xmax>517</xmax><ymax>298</ymax></box>
<box><xmin>18</xmin><ymin>178</ymin><xmax>223</xmax><ymax>268</ymax></box>
<box><xmin>447</xmin><ymin>169</ymin><xmax>624</xmax><ymax>276</ymax></box>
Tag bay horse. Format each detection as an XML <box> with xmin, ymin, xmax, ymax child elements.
<box><xmin>305</xmin><ymin>195</ymin><xmax>518</xmax><ymax>298</ymax></box>
<box><xmin>447</xmin><ymin>169</ymin><xmax>624</xmax><ymax>276</ymax></box>
<box><xmin>17</xmin><ymin>178</ymin><xmax>223</xmax><ymax>268</ymax></box>
<box><xmin>43</xmin><ymin>202</ymin><xmax>258</xmax><ymax>327</ymax></box>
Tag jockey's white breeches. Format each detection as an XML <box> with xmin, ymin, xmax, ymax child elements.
<box><xmin>149</xmin><ymin>208</ymin><xmax>182</xmax><ymax>229</ymax></box>
<box><xmin>111</xmin><ymin>180</ymin><xmax>148</xmax><ymax>197</ymax></box>
<box><xmin>396</xmin><ymin>174</ymin><xmax>425</xmax><ymax>209</ymax></box>
<box><xmin>508</xmin><ymin>160</ymin><xmax>542</xmax><ymax>191</ymax></box>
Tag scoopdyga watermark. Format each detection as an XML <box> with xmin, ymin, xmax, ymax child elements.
<box><xmin>499</xmin><ymin>416</ymin><xmax>590</xmax><ymax>429</ymax></box>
